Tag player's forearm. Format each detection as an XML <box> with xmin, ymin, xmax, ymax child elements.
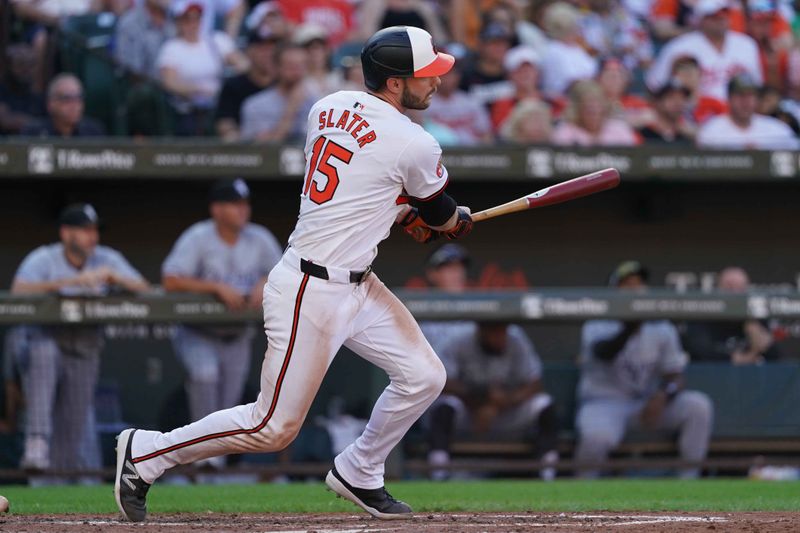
<box><xmin>11</xmin><ymin>279</ymin><xmax>69</xmax><ymax>294</ymax></box>
<box><xmin>162</xmin><ymin>275</ymin><xmax>223</xmax><ymax>294</ymax></box>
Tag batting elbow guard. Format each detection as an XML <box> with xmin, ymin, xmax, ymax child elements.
<box><xmin>399</xmin><ymin>208</ymin><xmax>439</xmax><ymax>244</ymax></box>
<box><xmin>443</xmin><ymin>208</ymin><xmax>473</xmax><ymax>240</ymax></box>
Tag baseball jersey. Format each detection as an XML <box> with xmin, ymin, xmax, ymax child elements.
<box><xmin>288</xmin><ymin>90</ymin><xmax>449</xmax><ymax>270</ymax></box>
<box><xmin>646</xmin><ymin>31</ymin><xmax>761</xmax><ymax>101</ymax></box>
<box><xmin>162</xmin><ymin>220</ymin><xmax>283</xmax><ymax>295</ymax></box>
<box><xmin>13</xmin><ymin>243</ymin><xmax>145</xmax><ymax>356</ymax></box>
<box><xmin>696</xmin><ymin>113</ymin><xmax>799</xmax><ymax>149</ymax></box>
<box><xmin>578</xmin><ymin>320</ymin><xmax>688</xmax><ymax>402</ymax></box>
<box><xmin>439</xmin><ymin>324</ymin><xmax>542</xmax><ymax>388</ymax></box>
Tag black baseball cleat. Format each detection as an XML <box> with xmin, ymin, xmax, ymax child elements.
<box><xmin>325</xmin><ymin>467</ymin><xmax>413</xmax><ymax>520</ymax></box>
<box><xmin>114</xmin><ymin>429</ymin><xmax>151</xmax><ymax>522</ymax></box>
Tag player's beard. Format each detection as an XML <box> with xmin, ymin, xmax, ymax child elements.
<box><xmin>401</xmin><ymin>85</ymin><xmax>431</xmax><ymax>110</ymax></box>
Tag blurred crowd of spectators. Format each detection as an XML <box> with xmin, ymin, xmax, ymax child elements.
<box><xmin>3</xmin><ymin>0</ymin><xmax>800</xmax><ymax>148</ymax></box>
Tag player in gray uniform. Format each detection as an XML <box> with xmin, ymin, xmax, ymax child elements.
<box><xmin>575</xmin><ymin>261</ymin><xmax>714</xmax><ymax>478</ymax></box>
<box><xmin>11</xmin><ymin>204</ymin><xmax>149</xmax><ymax>472</ymax></box>
<box><xmin>418</xmin><ymin>244</ymin><xmax>475</xmax><ymax>356</ymax></box>
<box><xmin>162</xmin><ymin>178</ymin><xmax>282</xmax><ymax>466</ymax></box>
<box><xmin>428</xmin><ymin>322</ymin><xmax>559</xmax><ymax>480</ymax></box>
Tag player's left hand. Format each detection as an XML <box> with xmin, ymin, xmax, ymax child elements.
<box><xmin>398</xmin><ymin>207</ymin><xmax>439</xmax><ymax>244</ymax></box>
<box><xmin>639</xmin><ymin>391</ymin><xmax>667</xmax><ymax>428</ymax></box>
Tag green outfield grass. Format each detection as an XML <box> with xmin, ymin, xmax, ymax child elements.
<box><xmin>1</xmin><ymin>479</ymin><xmax>799</xmax><ymax>515</ymax></box>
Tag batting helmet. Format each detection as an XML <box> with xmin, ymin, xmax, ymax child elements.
<box><xmin>361</xmin><ymin>26</ymin><xmax>455</xmax><ymax>91</ymax></box>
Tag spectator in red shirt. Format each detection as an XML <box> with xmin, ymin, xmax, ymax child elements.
<box><xmin>747</xmin><ymin>0</ymin><xmax>792</xmax><ymax>92</ymax></box>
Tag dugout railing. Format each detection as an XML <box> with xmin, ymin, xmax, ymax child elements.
<box><xmin>0</xmin><ymin>289</ymin><xmax>799</xmax><ymax>480</ymax></box>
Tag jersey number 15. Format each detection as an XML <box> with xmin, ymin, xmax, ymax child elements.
<box><xmin>303</xmin><ymin>135</ymin><xmax>353</xmax><ymax>205</ymax></box>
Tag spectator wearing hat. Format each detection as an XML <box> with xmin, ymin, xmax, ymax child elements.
<box><xmin>539</xmin><ymin>2</ymin><xmax>599</xmax><ymax>98</ymax></box>
<box><xmin>425</xmin><ymin>58</ymin><xmax>493</xmax><ymax>145</ymax></box>
<box><xmin>246</xmin><ymin>1</ymin><xmax>292</xmax><ymax>42</ymax></box>
<box><xmin>21</xmin><ymin>74</ymin><xmax>105</xmax><ymax>137</ymax></box>
<box><xmin>646</xmin><ymin>0</ymin><xmax>762</xmax><ymax>102</ymax></box>
<box><xmin>683</xmin><ymin>267</ymin><xmax>782</xmax><ymax>365</ymax></box>
<box><xmin>358</xmin><ymin>0</ymin><xmax>447</xmax><ymax>43</ymax></box>
<box><xmin>638</xmin><ymin>78</ymin><xmax>696</xmax><ymax>143</ymax></box>
<box><xmin>696</xmin><ymin>73</ymin><xmax>799</xmax><ymax>148</ymax></box>
<box><xmin>669</xmin><ymin>55</ymin><xmax>727</xmax><ymax>124</ymax></box>
<box><xmin>240</xmin><ymin>43</ymin><xmax>318</xmax><ymax>142</ymax></box>
<box><xmin>459</xmin><ymin>22</ymin><xmax>515</xmax><ymax>106</ymax></box>
<box><xmin>490</xmin><ymin>45</ymin><xmax>557</xmax><ymax>133</ymax></box>
<box><xmin>10</xmin><ymin>204</ymin><xmax>149</xmax><ymax>473</ymax></box>
<box><xmin>575</xmin><ymin>261</ymin><xmax>713</xmax><ymax>479</ymax></box>
<box><xmin>215</xmin><ymin>28</ymin><xmax>282</xmax><ymax>142</ymax></box>
<box><xmin>115</xmin><ymin>0</ymin><xmax>175</xmax><ymax>79</ymax></box>
<box><xmin>157</xmin><ymin>0</ymin><xmax>249</xmax><ymax>136</ymax></box>
<box><xmin>171</xmin><ymin>0</ymin><xmax>246</xmax><ymax>39</ymax></box>
<box><xmin>295</xmin><ymin>24</ymin><xmax>339</xmax><ymax>97</ymax></box>
<box><xmin>427</xmin><ymin>321</ymin><xmax>559</xmax><ymax>481</ymax></box>
<box><xmin>551</xmin><ymin>79</ymin><xmax>639</xmax><ymax>146</ymax></box>
<box><xmin>580</xmin><ymin>0</ymin><xmax>653</xmax><ymax>71</ymax></box>
<box><xmin>162</xmin><ymin>179</ymin><xmax>283</xmax><ymax>468</ymax></box>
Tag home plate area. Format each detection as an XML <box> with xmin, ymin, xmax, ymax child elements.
<box><xmin>2</xmin><ymin>512</ymin><xmax>799</xmax><ymax>532</ymax></box>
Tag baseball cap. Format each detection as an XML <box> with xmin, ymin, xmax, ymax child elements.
<box><xmin>480</xmin><ymin>22</ymin><xmax>514</xmax><ymax>42</ymax></box>
<box><xmin>247</xmin><ymin>26</ymin><xmax>281</xmax><ymax>45</ymax></box>
<box><xmin>427</xmin><ymin>244</ymin><xmax>471</xmax><ymax>269</ymax></box>
<box><xmin>693</xmin><ymin>0</ymin><xmax>729</xmax><ymax>18</ymax></box>
<box><xmin>209</xmin><ymin>178</ymin><xmax>250</xmax><ymax>203</ymax></box>
<box><xmin>59</xmin><ymin>203</ymin><xmax>101</xmax><ymax>227</ymax></box>
<box><xmin>171</xmin><ymin>0</ymin><xmax>203</xmax><ymax>18</ymax></box>
<box><xmin>293</xmin><ymin>23</ymin><xmax>328</xmax><ymax>46</ymax></box>
<box><xmin>728</xmin><ymin>72</ymin><xmax>761</xmax><ymax>95</ymax></box>
<box><xmin>245</xmin><ymin>1</ymin><xmax>283</xmax><ymax>31</ymax></box>
<box><xmin>653</xmin><ymin>77</ymin><xmax>691</xmax><ymax>98</ymax></box>
<box><xmin>503</xmin><ymin>45</ymin><xmax>541</xmax><ymax>72</ymax></box>
<box><xmin>608</xmin><ymin>260</ymin><xmax>649</xmax><ymax>287</ymax></box>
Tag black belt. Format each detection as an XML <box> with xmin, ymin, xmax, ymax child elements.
<box><xmin>300</xmin><ymin>258</ymin><xmax>372</xmax><ymax>284</ymax></box>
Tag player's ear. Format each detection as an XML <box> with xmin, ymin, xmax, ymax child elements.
<box><xmin>385</xmin><ymin>77</ymin><xmax>403</xmax><ymax>96</ymax></box>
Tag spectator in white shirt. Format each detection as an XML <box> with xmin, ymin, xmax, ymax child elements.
<box><xmin>646</xmin><ymin>0</ymin><xmax>762</xmax><ymax>102</ymax></box>
<box><xmin>696</xmin><ymin>73</ymin><xmax>799</xmax><ymax>149</ymax></box>
<box><xmin>157</xmin><ymin>0</ymin><xmax>248</xmax><ymax>135</ymax></box>
<box><xmin>539</xmin><ymin>2</ymin><xmax>599</xmax><ymax>98</ymax></box>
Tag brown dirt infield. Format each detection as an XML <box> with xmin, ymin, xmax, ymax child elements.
<box><xmin>1</xmin><ymin>512</ymin><xmax>798</xmax><ymax>532</ymax></box>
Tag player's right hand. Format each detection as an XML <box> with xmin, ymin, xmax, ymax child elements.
<box><xmin>215</xmin><ymin>283</ymin><xmax>247</xmax><ymax>311</ymax></box>
<box><xmin>444</xmin><ymin>207</ymin><xmax>473</xmax><ymax>240</ymax></box>
<box><xmin>398</xmin><ymin>207</ymin><xmax>439</xmax><ymax>244</ymax></box>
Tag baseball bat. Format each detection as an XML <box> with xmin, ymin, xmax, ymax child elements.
<box><xmin>470</xmin><ymin>168</ymin><xmax>620</xmax><ymax>223</ymax></box>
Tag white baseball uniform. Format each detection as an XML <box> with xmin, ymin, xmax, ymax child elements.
<box><xmin>129</xmin><ymin>90</ymin><xmax>450</xmax><ymax>489</ymax></box>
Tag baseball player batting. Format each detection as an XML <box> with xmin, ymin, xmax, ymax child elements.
<box><xmin>115</xmin><ymin>26</ymin><xmax>471</xmax><ymax>521</ymax></box>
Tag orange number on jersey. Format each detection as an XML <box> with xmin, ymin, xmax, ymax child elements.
<box><xmin>303</xmin><ymin>136</ymin><xmax>353</xmax><ymax>205</ymax></box>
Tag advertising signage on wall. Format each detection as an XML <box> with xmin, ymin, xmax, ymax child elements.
<box><xmin>0</xmin><ymin>141</ymin><xmax>796</xmax><ymax>179</ymax></box>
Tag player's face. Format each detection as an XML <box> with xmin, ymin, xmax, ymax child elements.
<box><xmin>401</xmin><ymin>76</ymin><xmax>441</xmax><ymax>110</ymax></box>
<box><xmin>212</xmin><ymin>200</ymin><xmax>251</xmax><ymax>231</ymax></box>
<box><xmin>60</xmin><ymin>225</ymin><xmax>99</xmax><ymax>260</ymax></box>
<box><xmin>478</xmin><ymin>323</ymin><xmax>509</xmax><ymax>355</ymax></box>
<box><xmin>427</xmin><ymin>262</ymin><xmax>467</xmax><ymax>292</ymax></box>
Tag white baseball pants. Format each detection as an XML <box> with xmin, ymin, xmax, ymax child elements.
<box><xmin>131</xmin><ymin>249</ymin><xmax>446</xmax><ymax>489</ymax></box>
